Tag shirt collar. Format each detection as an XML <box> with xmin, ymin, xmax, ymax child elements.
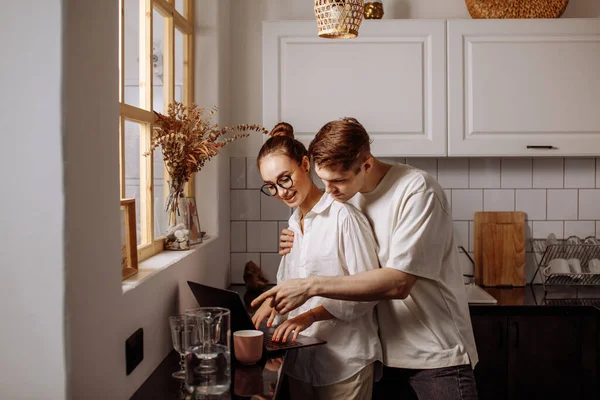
<box><xmin>289</xmin><ymin>192</ymin><xmax>334</xmax><ymax>227</ymax></box>
<box><xmin>310</xmin><ymin>192</ymin><xmax>335</xmax><ymax>215</ymax></box>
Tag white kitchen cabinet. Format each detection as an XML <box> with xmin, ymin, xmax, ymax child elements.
<box><xmin>263</xmin><ymin>20</ymin><xmax>447</xmax><ymax>156</ymax></box>
<box><xmin>448</xmin><ymin>19</ymin><xmax>600</xmax><ymax>157</ymax></box>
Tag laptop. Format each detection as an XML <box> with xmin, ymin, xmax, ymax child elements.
<box><xmin>187</xmin><ymin>281</ymin><xmax>326</xmax><ymax>355</ymax></box>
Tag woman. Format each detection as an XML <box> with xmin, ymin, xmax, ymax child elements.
<box><xmin>251</xmin><ymin>122</ymin><xmax>382</xmax><ymax>400</ymax></box>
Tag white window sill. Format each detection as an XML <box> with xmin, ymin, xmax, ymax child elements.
<box><xmin>122</xmin><ymin>235</ymin><xmax>217</xmax><ymax>294</ymax></box>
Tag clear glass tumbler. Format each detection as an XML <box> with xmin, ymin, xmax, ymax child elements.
<box><xmin>184</xmin><ymin>307</ymin><xmax>231</xmax><ymax>396</ymax></box>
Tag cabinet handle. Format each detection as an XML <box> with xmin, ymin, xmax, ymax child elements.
<box><xmin>512</xmin><ymin>321</ymin><xmax>520</xmax><ymax>348</ymax></box>
<box><xmin>498</xmin><ymin>321</ymin><xmax>504</xmax><ymax>349</ymax></box>
<box><xmin>526</xmin><ymin>145</ymin><xmax>555</xmax><ymax>149</ymax></box>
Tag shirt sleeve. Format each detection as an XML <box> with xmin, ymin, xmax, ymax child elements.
<box><xmin>386</xmin><ymin>189</ymin><xmax>450</xmax><ymax>281</ymax></box>
<box><xmin>320</xmin><ymin>206</ymin><xmax>380</xmax><ymax>321</ymax></box>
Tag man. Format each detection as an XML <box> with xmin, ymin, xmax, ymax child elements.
<box><xmin>252</xmin><ymin>118</ymin><xmax>478</xmax><ymax>399</ymax></box>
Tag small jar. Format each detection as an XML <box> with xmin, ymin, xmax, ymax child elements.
<box><xmin>364</xmin><ymin>0</ymin><xmax>384</xmax><ymax>19</ymax></box>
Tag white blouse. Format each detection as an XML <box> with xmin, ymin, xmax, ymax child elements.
<box><xmin>276</xmin><ymin>193</ymin><xmax>382</xmax><ymax>386</ymax></box>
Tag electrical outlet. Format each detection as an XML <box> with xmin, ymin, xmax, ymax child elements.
<box><xmin>125</xmin><ymin>328</ymin><xmax>144</xmax><ymax>375</ymax></box>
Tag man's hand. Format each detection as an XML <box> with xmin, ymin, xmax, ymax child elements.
<box><xmin>272</xmin><ymin>310</ymin><xmax>316</xmax><ymax>343</ymax></box>
<box><xmin>279</xmin><ymin>229</ymin><xmax>294</xmax><ymax>256</ymax></box>
<box><xmin>251</xmin><ymin>297</ymin><xmax>277</xmax><ymax>329</ymax></box>
<box><xmin>250</xmin><ymin>278</ymin><xmax>314</xmax><ymax>314</ymax></box>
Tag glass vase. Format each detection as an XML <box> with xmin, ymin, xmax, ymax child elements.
<box><xmin>165</xmin><ymin>181</ymin><xmax>191</xmax><ymax>251</ymax></box>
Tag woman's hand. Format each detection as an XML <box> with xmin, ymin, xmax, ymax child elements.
<box><xmin>272</xmin><ymin>310</ymin><xmax>316</xmax><ymax>343</ymax></box>
<box><xmin>251</xmin><ymin>298</ymin><xmax>277</xmax><ymax>329</ymax></box>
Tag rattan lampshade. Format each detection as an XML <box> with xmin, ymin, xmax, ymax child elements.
<box><xmin>466</xmin><ymin>0</ymin><xmax>569</xmax><ymax>19</ymax></box>
<box><xmin>314</xmin><ymin>0</ymin><xmax>365</xmax><ymax>39</ymax></box>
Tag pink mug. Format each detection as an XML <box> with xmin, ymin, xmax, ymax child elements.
<box><xmin>233</xmin><ymin>330</ymin><xmax>263</xmax><ymax>364</ymax></box>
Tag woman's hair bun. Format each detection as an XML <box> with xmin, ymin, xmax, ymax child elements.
<box><xmin>269</xmin><ymin>122</ymin><xmax>294</xmax><ymax>139</ymax></box>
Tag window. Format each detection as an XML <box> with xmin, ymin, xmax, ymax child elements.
<box><xmin>118</xmin><ymin>0</ymin><xmax>195</xmax><ymax>265</ymax></box>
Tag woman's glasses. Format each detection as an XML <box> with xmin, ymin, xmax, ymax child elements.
<box><xmin>260</xmin><ymin>175</ymin><xmax>294</xmax><ymax>196</ymax></box>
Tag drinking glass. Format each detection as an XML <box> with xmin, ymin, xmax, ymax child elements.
<box><xmin>184</xmin><ymin>307</ymin><xmax>231</xmax><ymax>396</ymax></box>
<box><xmin>169</xmin><ymin>315</ymin><xmax>196</xmax><ymax>379</ymax></box>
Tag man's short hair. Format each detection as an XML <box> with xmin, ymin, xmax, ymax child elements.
<box><xmin>309</xmin><ymin>117</ymin><xmax>372</xmax><ymax>172</ymax></box>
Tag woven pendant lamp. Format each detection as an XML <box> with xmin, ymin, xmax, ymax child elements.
<box><xmin>314</xmin><ymin>0</ymin><xmax>365</xmax><ymax>39</ymax></box>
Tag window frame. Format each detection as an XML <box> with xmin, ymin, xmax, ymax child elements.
<box><xmin>118</xmin><ymin>0</ymin><xmax>195</xmax><ymax>265</ymax></box>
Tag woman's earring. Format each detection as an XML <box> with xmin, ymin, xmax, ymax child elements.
<box><xmin>305</xmin><ymin>169</ymin><xmax>309</xmax><ymax>172</ymax></box>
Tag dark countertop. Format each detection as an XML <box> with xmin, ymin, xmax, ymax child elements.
<box><xmin>470</xmin><ymin>285</ymin><xmax>600</xmax><ymax>316</ymax></box>
<box><xmin>130</xmin><ymin>350</ymin><xmax>287</xmax><ymax>400</ymax></box>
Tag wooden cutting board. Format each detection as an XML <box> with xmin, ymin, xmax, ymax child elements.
<box><xmin>474</xmin><ymin>212</ymin><xmax>526</xmax><ymax>287</ymax></box>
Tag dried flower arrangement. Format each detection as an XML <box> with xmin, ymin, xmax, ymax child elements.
<box><xmin>145</xmin><ymin>101</ymin><xmax>267</xmax><ymax>249</ymax></box>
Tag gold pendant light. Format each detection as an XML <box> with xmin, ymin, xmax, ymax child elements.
<box><xmin>314</xmin><ymin>0</ymin><xmax>365</xmax><ymax>39</ymax></box>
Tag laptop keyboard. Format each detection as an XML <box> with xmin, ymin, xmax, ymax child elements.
<box><xmin>264</xmin><ymin>333</ymin><xmax>302</xmax><ymax>350</ymax></box>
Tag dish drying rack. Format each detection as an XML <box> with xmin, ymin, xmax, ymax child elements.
<box><xmin>531</xmin><ymin>237</ymin><xmax>600</xmax><ymax>301</ymax></box>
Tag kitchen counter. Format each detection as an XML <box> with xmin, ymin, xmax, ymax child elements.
<box><xmin>470</xmin><ymin>284</ymin><xmax>600</xmax><ymax>316</ymax></box>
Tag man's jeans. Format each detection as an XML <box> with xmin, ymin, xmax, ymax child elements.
<box><xmin>373</xmin><ymin>364</ymin><xmax>478</xmax><ymax>400</ymax></box>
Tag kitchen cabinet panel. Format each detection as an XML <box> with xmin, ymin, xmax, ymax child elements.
<box><xmin>472</xmin><ymin>315</ymin><xmax>508</xmax><ymax>400</ymax></box>
<box><xmin>448</xmin><ymin>19</ymin><xmax>600</xmax><ymax>156</ymax></box>
<box><xmin>507</xmin><ymin>315</ymin><xmax>583</xmax><ymax>400</ymax></box>
<box><xmin>263</xmin><ymin>20</ymin><xmax>447</xmax><ymax>156</ymax></box>
<box><xmin>471</xmin><ymin>312</ymin><xmax>598</xmax><ymax>400</ymax></box>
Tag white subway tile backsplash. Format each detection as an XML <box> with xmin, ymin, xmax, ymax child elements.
<box><xmin>579</xmin><ymin>189</ymin><xmax>600</xmax><ymax>220</ymax></box>
<box><xmin>515</xmin><ymin>190</ymin><xmax>546</xmax><ymax>220</ymax></box>
<box><xmin>380</xmin><ymin>157</ymin><xmax>405</xmax><ymax>165</ymax></box>
<box><xmin>532</xmin><ymin>158</ymin><xmax>563</xmax><ymax>189</ymax></box>
<box><xmin>565</xmin><ymin>158</ymin><xmax>595</xmax><ymax>189</ymax></box>
<box><xmin>501</xmin><ymin>158</ymin><xmax>532</xmax><ymax>188</ymax></box>
<box><xmin>532</xmin><ymin>221</ymin><xmax>564</xmax><ymax>240</ymax></box>
<box><xmin>246</xmin><ymin>158</ymin><xmax>264</xmax><ymax>189</ymax></box>
<box><xmin>260</xmin><ymin>253</ymin><xmax>282</xmax><ymax>284</ymax></box>
<box><xmin>451</xmin><ymin>190</ymin><xmax>483</xmax><ymax>220</ymax></box>
<box><xmin>230</xmin><ymin>156</ymin><xmax>600</xmax><ymax>280</ymax></box>
<box><xmin>231</xmin><ymin>253</ymin><xmax>260</xmax><ymax>284</ymax></box>
<box><xmin>230</xmin><ymin>158</ymin><xmax>246</xmax><ymax>189</ymax></box>
<box><xmin>483</xmin><ymin>189</ymin><xmax>515</xmax><ymax>211</ymax></box>
<box><xmin>247</xmin><ymin>222</ymin><xmax>279</xmax><ymax>252</ymax></box>
<box><xmin>438</xmin><ymin>158</ymin><xmax>469</xmax><ymax>189</ymax></box>
<box><xmin>547</xmin><ymin>189</ymin><xmax>578</xmax><ymax>220</ymax></box>
<box><xmin>231</xmin><ymin>190</ymin><xmax>261</xmax><ymax>220</ymax></box>
<box><xmin>231</xmin><ymin>221</ymin><xmax>247</xmax><ymax>252</ymax></box>
<box><xmin>469</xmin><ymin>158</ymin><xmax>500</xmax><ymax>189</ymax></box>
<box><xmin>406</xmin><ymin>158</ymin><xmax>437</xmax><ymax>179</ymax></box>
<box><xmin>564</xmin><ymin>221</ymin><xmax>595</xmax><ymax>239</ymax></box>
<box><xmin>469</xmin><ymin>221</ymin><xmax>474</xmax><ymax>252</ymax></box>
<box><xmin>453</xmin><ymin>221</ymin><xmax>469</xmax><ymax>249</ymax></box>
<box><xmin>261</xmin><ymin>195</ymin><xmax>291</xmax><ymax>220</ymax></box>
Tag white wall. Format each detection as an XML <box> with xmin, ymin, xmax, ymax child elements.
<box><xmin>63</xmin><ymin>1</ymin><xmax>233</xmax><ymax>398</ymax></box>
<box><xmin>0</xmin><ymin>2</ymin><xmax>66</xmax><ymax>399</ymax></box>
<box><xmin>228</xmin><ymin>0</ymin><xmax>600</xmax><ymax>157</ymax></box>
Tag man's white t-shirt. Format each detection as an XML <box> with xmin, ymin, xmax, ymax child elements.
<box><xmin>350</xmin><ymin>163</ymin><xmax>479</xmax><ymax>369</ymax></box>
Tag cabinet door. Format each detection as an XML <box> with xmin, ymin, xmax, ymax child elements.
<box><xmin>263</xmin><ymin>20</ymin><xmax>447</xmax><ymax>156</ymax></box>
<box><xmin>448</xmin><ymin>19</ymin><xmax>600</xmax><ymax>156</ymax></box>
<box><xmin>508</xmin><ymin>315</ymin><xmax>583</xmax><ymax>400</ymax></box>
<box><xmin>471</xmin><ymin>315</ymin><xmax>508</xmax><ymax>400</ymax></box>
